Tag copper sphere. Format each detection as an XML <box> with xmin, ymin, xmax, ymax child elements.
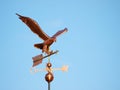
<box><xmin>45</xmin><ymin>72</ymin><xmax>54</xmax><ymax>83</ymax></box>
<box><xmin>47</xmin><ymin>62</ymin><xmax>52</xmax><ymax>68</ymax></box>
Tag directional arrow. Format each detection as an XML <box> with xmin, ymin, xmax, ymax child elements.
<box><xmin>32</xmin><ymin>50</ymin><xmax>58</xmax><ymax>67</ymax></box>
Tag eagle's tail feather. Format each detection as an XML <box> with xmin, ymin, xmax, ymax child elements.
<box><xmin>34</xmin><ymin>43</ymin><xmax>43</xmax><ymax>49</ymax></box>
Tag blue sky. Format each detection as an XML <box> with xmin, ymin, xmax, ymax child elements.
<box><xmin>0</xmin><ymin>0</ymin><xmax>120</xmax><ymax>90</ymax></box>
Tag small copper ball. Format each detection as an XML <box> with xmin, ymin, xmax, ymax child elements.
<box><xmin>47</xmin><ymin>63</ymin><xmax>52</xmax><ymax>68</ymax></box>
<box><xmin>45</xmin><ymin>72</ymin><xmax>54</xmax><ymax>83</ymax></box>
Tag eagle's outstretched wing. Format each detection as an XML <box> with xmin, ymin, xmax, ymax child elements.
<box><xmin>16</xmin><ymin>13</ymin><xmax>50</xmax><ymax>41</ymax></box>
<box><xmin>52</xmin><ymin>28</ymin><xmax>68</xmax><ymax>38</ymax></box>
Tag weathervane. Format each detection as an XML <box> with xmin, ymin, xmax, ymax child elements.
<box><xmin>16</xmin><ymin>13</ymin><xmax>68</xmax><ymax>90</ymax></box>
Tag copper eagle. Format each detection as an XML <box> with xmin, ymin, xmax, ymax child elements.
<box><xmin>16</xmin><ymin>13</ymin><xmax>68</xmax><ymax>55</ymax></box>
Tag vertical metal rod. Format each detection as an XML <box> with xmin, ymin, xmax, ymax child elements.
<box><xmin>48</xmin><ymin>82</ymin><xmax>50</xmax><ymax>90</ymax></box>
<box><xmin>48</xmin><ymin>57</ymin><xmax>50</xmax><ymax>63</ymax></box>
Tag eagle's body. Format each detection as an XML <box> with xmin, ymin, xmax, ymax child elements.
<box><xmin>16</xmin><ymin>13</ymin><xmax>68</xmax><ymax>54</ymax></box>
